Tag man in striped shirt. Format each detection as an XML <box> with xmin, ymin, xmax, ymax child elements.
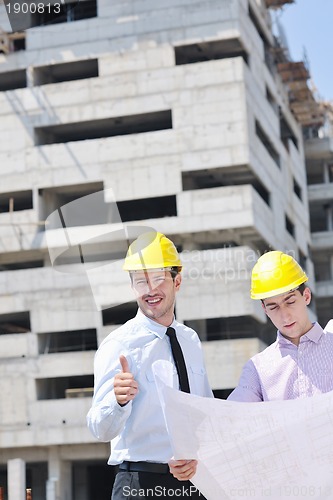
<box><xmin>228</xmin><ymin>251</ymin><xmax>333</xmax><ymax>402</ymax></box>
<box><xmin>171</xmin><ymin>250</ymin><xmax>333</xmax><ymax>482</ymax></box>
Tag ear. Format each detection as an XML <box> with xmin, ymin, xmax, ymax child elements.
<box><xmin>303</xmin><ymin>287</ymin><xmax>311</xmax><ymax>305</ymax></box>
<box><xmin>174</xmin><ymin>273</ymin><xmax>182</xmax><ymax>292</ymax></box>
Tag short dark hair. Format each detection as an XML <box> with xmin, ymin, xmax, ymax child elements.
<box><xmin>297</xmin><ymin>283</ymin><xmax>307</xmax><ymax>295</ymax></box>
<box><xmin>261</xmin><ymin>282</ymin><xmax>309</xmax><ymax>305</ymax></box>
<box><xmin>169</xmin><ymin>266</ymin><xmax>182</xmax><ymax>280</ymax></box>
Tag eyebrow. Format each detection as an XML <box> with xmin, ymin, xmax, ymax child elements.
<box><xmin>265</xmin><ymin>292</ymin><xmax>297</xmax><ymax>308</ymax></box>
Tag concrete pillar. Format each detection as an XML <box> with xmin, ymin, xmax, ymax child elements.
<box><xmin>26</xmin><ymin>66</ymin><xmax>34</xmax><ymax>87</ymax></box>
<box><xmin>72</xmin><ymin>463</ymin><xmax>89</xmax><ymax>500</ymax></box>
<box><xmin>323</xmin><ymin>162</ymin><xmax>330</xmax><ymax>184</ymax></box>
<box><xmin>7</xmin><ymin>458</ymin><xmax>25</xmax><ymax>500</ymax></box>
<box><xmin>330</xmin><ymin>255</ymin><xmax>333</xmax><ymax>281</ymax></box>
<box><xmin>325</xmin><ymin>204</ymin><xmax>333</xmax><ymax>231</ymax></box>
<box><xmin>46</xmin><ymin>478</ymin><xmax>57</xmax><ymax>500</ymax></box>
<box><xmin>47</xmin><ymin>447</ymin><xmax>72</xmax><ymax>500</ymax></box>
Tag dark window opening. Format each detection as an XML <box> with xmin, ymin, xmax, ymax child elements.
<box><xmin>266</xmin><ymin>86</ymin><xmax>278</xmax><ymax>113</ymax></box>
<box><xmin>298</xmin><ymin>250</ymin><xmax>307</xmax><ymax>273</ymax></box>
<box><xmin>0</xmin><ymin>311</ymin><xmax>31</xmax><ymax>335</ymax></box>
<box><xmin>248</xmin><ymin>4</ymin><xmax>269</xmax><ymax>44</ymax></box>
<box><xmin>285</xmin><ymin>214</ymin><xmax>295</xmax><ymax>237</ymax></box>
<box><xmin>26</xmin><ymin>463</ymin><xmax>47</xmax><ymax>499</ymax></box>
<box><xmin>53</xmin><ymin>241</ymin><xmax>125</xmax><ymax>267</ymax></box>
<box><xmin>39</xmin><ymin>181</ymin><xmax>104</xmax><ymax>224</ymax></box>
<box><xmin>316</xmin><ymin>297</ymin><xmax>332</xmax><ymax>329</ymax></box>
<box><xmin>307</xmin><ymin>244</ymin><xmax>312</xmax><ymax>261</ymax></box>
<box><xmin>256</xmin><ymin>120</ymin><xmax>280</xmax><ymax>168</ymax></box>
<box><xmin>31</xmin><ymin>0</ymin><xmax>97</xmax><ymax>27</ymax></box>
<box><xmin>41</xmin><ymin>184</ymin><xmax>173</xmax><ymax>232</ymax></box>
<box><xmin>73</xmin><ymin>460</ymin><xmax>116</xmax><ymax>500</ymax></box>
<box><xmin>0</xmin><ymin>69</ymin><xmax>26</xmax><ymax>91</ymax></box>
<box><xmin>0</xmin><ymin>190</ymin><xmax>33</xmax><ymax>212</ymax></box>
<box><xmin>12</xmin><ymin>35</ymin><xmax>26</xmax><ymax>52</ymax></box>
<box><xmin>293</xmin><ymin>178</ymin><xmax>302</xmax><ymax>200</ymax></box>
<box><xmin>308</xmin><ymin>291</ymin><xmax>317</xmax><ymax>314</ymax></box>
<box><xmin>185</xmin><ymin>315</ymin><xmax>276</xmax><ymax>345</ymax></box>
<box><xmin>313</xmin><ymin>254</ymin><xmax>330</xmax><ymax>282</ymax></box>
<box><xmin>38</xmin><ymin>329</ymin><xmax>97</xmax><ymax>354</ymax></box>
<box><xmin>0</xmin><ymin>32</ymin><xmax>25</xmax><ymax>54</ymax></box>
<box><xmin>306</xmin><ymin>161</ymin><xmax>324</xmax><ymax>185</ymax></box>
<box><xmin>102</xmin><ymin>302</ymin><xmax>137</xmax><ymax>326</ymax></box>
<box><xmin>35</xmin><ymin>110</ymin><xmax>172</xmax><ymax>145</ymax></box>
<box><xmin>36</xmin><ymin>375</ymin><xmax>94</xmax><ymax>400</ymax></box>
<box><xmin>0</xmin><ymin>260</ymin><xmax>44</xmax><ymax>272</ymax></box>
<box><xmin>50</xmin><ymin>227</ymin><xmax>147</xmax><ymax>267</ymax></box>
<box><xmin>280</xmin><ymin>112</ymin><xmax>298</xmax><ymax>150</ymax></box>
<box><xmin>248</xmin><ymin>4</ymin><xmax>274</xmax><ymax>73</ymax></box>
<box><xmin>175</xmin><ymin>38</ymin><xmax>248</xmax><ymax>66</ymax></box>
<box><xmin>310</xmin><ymin>203</ymin><xmax>333</xmax><ymax>233</ymax></box>
<box><xmin>0</xmin><ymin>467</ymin><xmax>7</xmax><ymax>500</ymax></box>
<box><xmin>117</xmin><ymin>195</ymin><xmax>177</xmax><ymax>222</ymax></box>
<box><xmin>205</xmin><ymin>316</ymin><xmax>259</xmax><ymax>341</ymax></box>
<box><xmin>182</xmin><ymin>166</ymin><xmax>270</xmax><ymax>206</ymax></box>
<box><xmin>197</xmin><ymin>241</ymin><xmax>239</xmax><ymax>251</ymax></box>
<box><xmin>303</xmin><ymin>125</ymin><xmax>320</xmax><ymax>140</ymax></box>
<box><xmin>34</xmin><ymin>58</ymin><xmax>98</xmax><ymax>86</ymax></box>
<box><xmin>310</xmin><ymin>203</ymin><xmax>327</xmax><ymax>233</ymax></box>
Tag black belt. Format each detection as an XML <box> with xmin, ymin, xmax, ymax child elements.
<box><xmin>119</xmin><ymin>461</ymin><xmax>170</xmax><ymax>474</ymax></box>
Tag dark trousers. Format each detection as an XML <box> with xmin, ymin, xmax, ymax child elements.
<box><xmin>112</xmin><ymin>470</ymin><xmax>206</xmax><ymax>500</ymax></box>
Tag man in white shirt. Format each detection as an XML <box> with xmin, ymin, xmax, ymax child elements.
<box><xmin>87</xmin><ymin>231</ymin><xmax>212</xmax><ymax>499</ymax></box>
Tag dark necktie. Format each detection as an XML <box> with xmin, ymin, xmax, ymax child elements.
<box><xmin>166</xmin><ymin>327</ymin><xmax>190</xmax><ymax>393</ymax></box>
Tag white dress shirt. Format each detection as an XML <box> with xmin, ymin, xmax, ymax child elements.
<box><xmin>87</xmin><ymin>309</ymin><xmax>213</xmax><ymax>465</ymax></box>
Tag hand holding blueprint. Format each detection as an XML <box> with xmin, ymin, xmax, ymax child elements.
<box><xmin>153</xmin><ymin>360</ymin><xmax>333</xmax><ymax>499</ymax></box>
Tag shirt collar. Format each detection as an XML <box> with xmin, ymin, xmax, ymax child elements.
<box><xmin>135</xmin><ymin>308</ymin><xmax>177</xmax><ymax>339</ymax></box>
<box><xmin>276</xmin><ymin>321</ymin><xmax>324</xmax><ymax>346</ymax></box>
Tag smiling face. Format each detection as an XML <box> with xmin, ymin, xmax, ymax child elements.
<box><xmin>131</xmin><ymin>269</ymin><xmax>181</xmax><ymax>327</ymax></box>
<box><xmin>262</xmin><ymin>287</ymin><xmax>313</xmax><ymax>345</ymax></box>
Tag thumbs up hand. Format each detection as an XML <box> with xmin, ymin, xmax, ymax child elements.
<box><xmin>114</xmin><ymin>355</ymin><xmax>139</xmax><ymax>406</ymax></box>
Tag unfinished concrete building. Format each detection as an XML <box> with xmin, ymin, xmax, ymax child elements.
<box><xmin>0</xmin><ymin>0</ymin><xmax>316</xmax><ymax>498</ymax></box>
<box><xmin>305</xmin><ymin>102</ymin><xmax>333</xmax><ymax>328</ymax></box>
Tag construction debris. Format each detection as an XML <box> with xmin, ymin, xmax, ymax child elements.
<box><xmin>265</xmin><ymin>0</ymin><xmax>295</xmax><ymax>8</ymax></box>
<box><xmin>0</xmin><ymin>28</ymin><xmax>25</xmax><ymax>54</ymax></box>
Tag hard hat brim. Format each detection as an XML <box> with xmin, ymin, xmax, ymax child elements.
<box><xmin>251</xmin><ymin>277</ymin><xmax>308</xmax><ymax>300</ymax></box>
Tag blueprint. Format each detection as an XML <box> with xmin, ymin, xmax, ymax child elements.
<box><xmin>153</xmin><ymin>360</ymin><xmax>333</xmax><ymax>500</ymax></box>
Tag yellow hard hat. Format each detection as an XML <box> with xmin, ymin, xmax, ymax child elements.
<box><xmin>251</xmin><ymin>251</ymin><xmax>308</xmax><ymax>300</ymax></box>
<box><xmin>123</xmin><ymin>231</ymin><xmax>182</xmax><ymax>271</ymax></box>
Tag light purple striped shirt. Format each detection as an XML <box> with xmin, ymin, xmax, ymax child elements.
<box><xmin>228</xmin><ymin>322</ymin><xmax>333</xmax><ymax>402</ymax></box>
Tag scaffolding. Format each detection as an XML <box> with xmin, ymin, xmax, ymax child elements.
<box><xmin>0</xmin><ymin>28</ymin><xmax>8</xmax><ymax>53</ymax></box>
<box><xmin>318</xmin><ymin>101</ymin><xmax>333</xmax><ymax>138</ymax></box>
<box><xmin>0</xmin><ymin>28</ymin><xmax>25</xmax><ymax>54</ymax></box>
<box><xmin>0</xmin><ymin>487</ymin><xmax>32</xmax><ymax>499</ymax></box>
<box><xmin>277</xmin><ymin>60</ymin><xmax>325</xmax><ymax>127</ymax></box>
<box><xmin>269</xmin><ymin>29</ymin><xmax>324</xmax><ymax>129</ymax></box>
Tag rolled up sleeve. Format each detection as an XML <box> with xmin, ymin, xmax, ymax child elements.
<box><xmin>227</xmin><ymin>360</ymin><xmax>263</xmax><ymax>402</ymax></box>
